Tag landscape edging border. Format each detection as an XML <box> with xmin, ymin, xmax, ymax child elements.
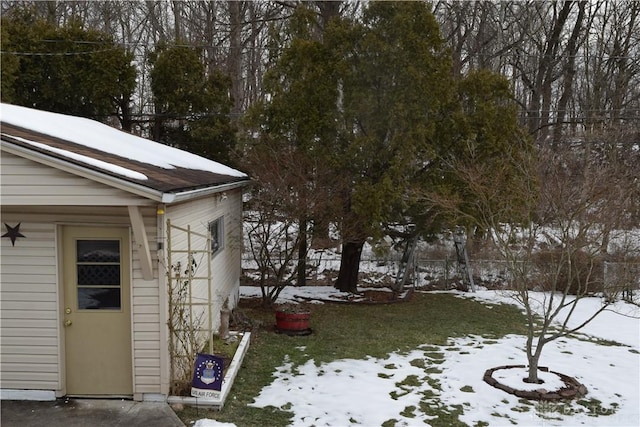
<box><xmin>167</xmin><ymin>331</ymin><xmax>251</xmax><ymax>410</ymax></box>
<box><xmin>483</xmin><ymin>364</ymin><xmax>588</xmax><ymax>401</ymax></box>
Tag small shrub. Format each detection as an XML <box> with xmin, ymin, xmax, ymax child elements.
<box><xmin>533</xmin><ymin>249</ymin><xmax>604</xmax><ymax>295</ymax></box>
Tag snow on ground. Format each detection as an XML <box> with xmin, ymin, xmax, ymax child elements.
<box><xmin>195</xmin><ymin>286</ymin><xmax>639</xmax><ymax>427</ymax></box>
<box><xmin>456</xmin><ymin>289</ymin><xmax>640</xmax><ymax>349</ymax></box>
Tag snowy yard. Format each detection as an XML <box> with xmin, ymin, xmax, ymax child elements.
<box><xmin>195</xmin><ymin>286</ymin><xmax>639</xmax><ymax>427</ymax></box>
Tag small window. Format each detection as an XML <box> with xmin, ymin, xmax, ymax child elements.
<box><xmin>76</xmin><ymin>239</ymin><xmax>122</xmax><ymax>310</ymax></box>
<box><xmin>209</xmin><ymin>217</ymin><xmax>224</xmax><ymax>257</ymax></box>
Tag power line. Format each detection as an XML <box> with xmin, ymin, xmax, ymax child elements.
<box><xmin>6</xmin><ymin>38</ymin><xmax>640</xmax><ymax>60</ymax></box>
<box><xmin>0</xmin><ymin>48</ymin><xmax>123</xmax><ymax>56</ymax></box>
<box><xmin>519</xmin><ymin>110</ymin><xmax>640</xmax><ymax>114</ymax></box>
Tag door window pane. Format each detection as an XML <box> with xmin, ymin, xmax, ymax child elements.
<box><xmin>78</xmin><ymin>288</ymin><xmax>122</xmax><ymax>310</ymax></box>
<box><xmin>77</xmin><ymin>264</ymin><xmax>120</xmax><ymax>286</ymax></box>
<box><xmin>77</xmin><ymin>240</ymin><xmax>120</xmax><ymax>262</ymax></box>
<box><xmin>76</xmin><ymin>239</ymin><xmax>121</xmax><ymax>310</ymax></box>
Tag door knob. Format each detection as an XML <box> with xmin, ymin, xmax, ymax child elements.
<box><xmin>64</xmin><ymin>319</ymin><xmax>72</xmax><ymax>327</ymax></box>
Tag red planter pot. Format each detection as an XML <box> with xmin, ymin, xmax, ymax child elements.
<box><xmin>275</xmin><ymin>311</ymin><xmax>311</xmax><ymax>335</ymax></box>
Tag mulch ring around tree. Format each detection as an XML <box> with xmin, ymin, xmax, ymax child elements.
<box><xmin>294</xmin><ymin>287</ymin><xmax>413</xmax><ymax>305</ymax></box>
<box><xmin>483</xmin><ymin>365</ymin><xmax>588</xmax><ymax>401</ymax></box>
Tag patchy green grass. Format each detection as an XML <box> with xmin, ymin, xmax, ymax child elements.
<box><xmin>510</xmin><ymin>404</ymin><xmax>531</xmax><ymax>413</ymax></box>
<box><xmin>173</xmin><ymin>292</ymin><xmax>529</xmax><ymax>426</ymax></box>
<box><xmin>533</xmin><ymin>398</ymin><xmax>619</xmax><ymax>419</ymax></box>
<box><xmin>400</xmin><ymin>405</ymin><xmax>417</xmax><ymax>418</ymax></box>
<box><xmin>396</xmin><ymin>374</ymin><xmax>422</xmax><ymax>388</ymax></box>
<box><xmin>419</xmin><ymin>402</ymin><xmax>467</xmax><ymax>427</ymax></box>
<box><xmin>409</xmin><ymin>358</ymin><xmax>426</xmax><ymax>368</ymax></box>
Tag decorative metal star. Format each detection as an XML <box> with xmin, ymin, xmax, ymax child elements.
<box><xmin>2</xmin><ymin>223</ymin><xmax>26</xmax><ymax>246</ymax></box>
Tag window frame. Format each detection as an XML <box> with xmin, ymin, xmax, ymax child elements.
<box><xmin>75</xmin><ymin>238</ymin><xmax>123</xmax><ymax>310</ymax></box>
<box><xmin>208</xmin><ymin>216</ymin><xmax>224</xmax><ymax>257</ymax></box>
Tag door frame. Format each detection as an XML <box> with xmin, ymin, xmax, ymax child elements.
<box><xmin>58</xmin><ymin>224</ymin><xmax>134</xmax><ymax>397</ymax></box>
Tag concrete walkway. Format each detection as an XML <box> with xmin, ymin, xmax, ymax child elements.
<box><xmin>0</xmin><ymin>398</ymin><xmax>185</xmax><ymax>427</ymax></box>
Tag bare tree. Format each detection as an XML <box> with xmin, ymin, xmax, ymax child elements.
<box><xmin>239</xmin><ymin>141</ymin><xmax>340</xmax><ymax>306</ymax></box>
<box><xmin>580</xmin><ymin>1</ymin><xmax>640</xmax><ymax>131</ymax></box>
<box><xmin>433</xmin><ymin>1</ymin><xmax>528</xmax><ymax>76</ymax></box>
<box><xmin>427</xmin><ymin>139</ymin><xmax>639</xmax><ymax>383</ymax></box>
<box><xmin>433</xmin><ymin>0</ymin><xmax>640</xmax><ymax>143</ymax></box>
<box><xmin>243</xmin><ymin>207</ymin><xmax>302</xmax><ymax>306</ymax></box>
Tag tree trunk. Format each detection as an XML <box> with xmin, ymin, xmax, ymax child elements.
<box><xmin>172</xmin><ymin>0</ymin><xmax>182</xmax><ymax>41</ymax></box>
<box><xmin>526</xmin><ymin>354</ymin><xmax>539</xmax><ymax>383</ymax></box>
<box><xmin>118</xmin><ymin>96</ymin><xmax>133</xmax><ymax>132</ymax></box>
<box><xmin>526</xmin><ymin>336</ymin><xmax>545</xmax><ymax>383</ymax></box>
<box><xmin>334</xmin><ymin>240</ymin><xmax>364</xmax><ymax>293</ymax></box>
<box><xmin>228</xmin><ymin>0</ymin><xmax>244</xmax><ymax>118</ymax></box>
<box><xmin>316</xmin><ymin>0</ymin><xmax>342</xmax><ymax>31</ymax></box>
<box><xmin>153</xmin><ymin>107</ymin><xmax>162</xmax><ymax>142</ymax></box>
<box><xmin>297</xmin><ymin>218</ymin><xmax>307</xmax><ymax>287</ymax></box>
<box><xmin>553</xmin><ymin>1</ymin><xmax>586</xmax><ymax>143</ymax></box>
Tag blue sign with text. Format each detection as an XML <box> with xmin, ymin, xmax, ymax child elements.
<box><xmin>191</xmin><ymin>353</ymin><xmax>224</xmax><ymax>398</ymax></box>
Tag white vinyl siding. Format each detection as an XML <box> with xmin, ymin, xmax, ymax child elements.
<box><xmin>1</xmin><ymin>148</ymin><xmax>245</xmax><ymax>399</ymax></box>
<box><xmin>216</xmin><ymin>191</ymin><xmax>244</xmax><ymax>310</ymax></box>
<box><xmin>0</xmin><ymin>206</ymin><xmax>163</xmax><ymax>396</ymax></box>
<box><xmin>0</xmin><ymin>152</ymin><xmax>154</xmax><ymax>206</ymax></box>
<box><xmin>128</xmin><ymin>207</ymin><xmax>163</xmax><ymax>395</ymax></box>
<box><xmin>0</xmin><ymin>222</ymin><xmax>59</xmax><ymax>391</ymax></box>
<box><xmin>166</xmin><ymin>189</ymin><xmax>244</xmax><ymax>332</ymax></box>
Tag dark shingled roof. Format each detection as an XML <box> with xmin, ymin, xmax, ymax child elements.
<box><xmin>1</xmin><ymin>122</ymin><xmax>249</xmax><ymax>194</ymax></box>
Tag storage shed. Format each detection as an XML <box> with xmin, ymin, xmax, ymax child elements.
<box><xmin>0</xmin><ymin>103</ymin><xmax>250</xmax><ymax>401</ymax></box>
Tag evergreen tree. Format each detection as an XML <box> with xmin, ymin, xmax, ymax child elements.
<box><xmin>246</xmin><ymin>2</ymin><xmax>530</xmax><ymax>293</ymax></box>
<box><xmin>240</xmin><ymin>5</ymin><xmax>343</xmax><ymax>289</ymax></box>
<box><xmin>149</xmin><ymin>44</ymin><xmax>236</xmax><ymax>163</ymax></box>
<box><xmin>432</xmin><ymin>69</ymin><xmax>532</xmax><ymax>230</ymax></box>
<box><xmin>1</xmin><ymin>7</ymin><xmax>136</xmax><ymax>128</ymax></box>
<box><xmin>0</xmin><ymin>21</ymin><xmax>20</xmax><ymax>104</ymax></box>
<box><xmin>330</xmin><ymin>2</ymin><xmax>457</xmax><ymax>292</ymax></box>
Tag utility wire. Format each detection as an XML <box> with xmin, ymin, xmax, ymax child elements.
<box><xmin>0</xmin><ymin>48</ymin><xmax>123</xmax><ymax>56</ymax></box>
<box><xmin>4</xmin><ymin>38</ymin><xmax>640</xmax><ymax>60</ymax></box>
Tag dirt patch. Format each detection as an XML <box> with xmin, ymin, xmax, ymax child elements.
<box><xmin>294</xmin><ymin>288</ymin><xmax>413</xmax><ymax>305</ymax></box>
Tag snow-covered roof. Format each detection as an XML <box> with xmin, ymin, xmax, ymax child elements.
<box><xmin>0</xmin><ymin>103</ymin><xmax>249</xmax><ymax>201</ymax></box>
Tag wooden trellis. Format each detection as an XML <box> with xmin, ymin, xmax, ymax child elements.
<box><xmin>166</xmin><ymin>219</ymin><xmax>214</xmax><ymax>394</ymax></box>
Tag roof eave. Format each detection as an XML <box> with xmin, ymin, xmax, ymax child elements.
<box><xmin>161</xmin><ymin>179</ymin><xmax>252</xmax><ymax>204</ymax></box>
<box><xmin>1</xmin><ymin>140</ymin><xmax>250</xmax><ymax>204</ymax></box>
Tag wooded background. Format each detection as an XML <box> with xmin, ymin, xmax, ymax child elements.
<box><xmin>3</xmin><ymin>1</ymin><xmax>638</xmax><ymax>144</ymax></box>
<box><xmin>2</xmin><ymin>1</ymin><xmax>638</xmax><ymax>294</ymax></box>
